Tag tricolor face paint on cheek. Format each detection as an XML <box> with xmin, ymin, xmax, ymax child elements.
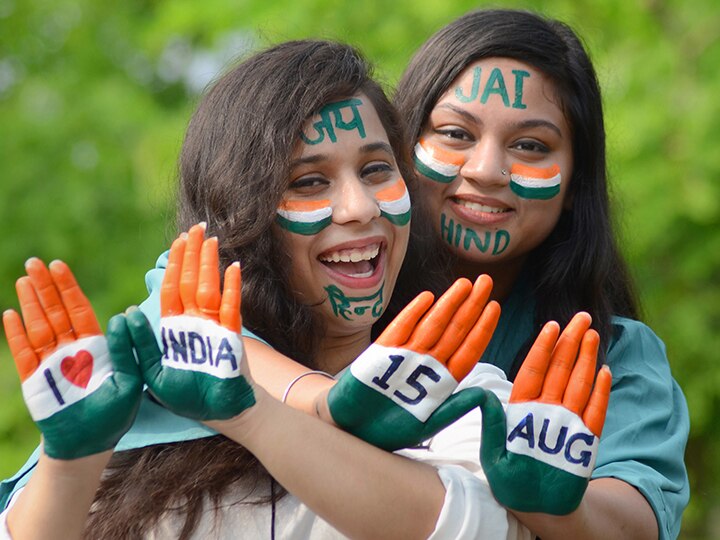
<box><xmin>413</xmin><ymin>138</ymin><xmax>466</xmax><ymax>184</ymax></box>
<box><xmin>276</xmin><ymin>199</ymin><xmax>333</xmax><ymax>236</ymax></box>
<box><xmin>510</xmin><ymin>164</ymin><xmax>562</xmax><ymax>200</ymax></box>
<box><xmin>376</xmin><ymin>178</ymin><xmax>411</xmax><ymax>226</ymax></box>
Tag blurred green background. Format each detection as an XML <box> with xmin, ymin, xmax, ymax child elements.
<box><xmin>1</xmin><ymin>0</ymin><xmax>718</xmax><ymax>537</ymax></box>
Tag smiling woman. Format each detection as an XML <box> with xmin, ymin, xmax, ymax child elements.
<box><xmin>280</xmin><ymin>94</ymin><xmax>410</xmax><ymax>342</ymax></box>
<box><xmin>0</xmin><ymin>39</ymin><xmax>539</xmax><ymax>540</ymax></box>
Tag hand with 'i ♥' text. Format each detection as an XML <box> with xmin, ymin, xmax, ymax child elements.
<box><xmin>3</xmin><ymin>258</ymin><xmax>145</xmax><ymax>460</ymax></box>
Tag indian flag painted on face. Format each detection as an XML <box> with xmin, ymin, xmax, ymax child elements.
<box><xmin>413</xmin><ymin>138</ymin><xmax>465</xmax><ymax>184</ymax></box>
<box><xmin>510</xmin><ymin>163</ymin><xmax>562</xmax><ymax>200</ymax></box>
<box><xmin>376</xmin><ymin>178</ymin><xmax>411</xmax><ymax>226</ymax></box>
<box><xmin>276</xmin><ymin>199</ymin><xmax>333</xmax><ymax>235</ymax></box>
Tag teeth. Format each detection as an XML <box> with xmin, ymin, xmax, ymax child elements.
<box><xmin>319</xmin><ymin>244</ymin><xmax>380</xmax><ymax>263</ymax></box>
<box><xmin>457</xmin><ymin>200</ymin><xmax>508</xmax><ymax>213</ymax></box>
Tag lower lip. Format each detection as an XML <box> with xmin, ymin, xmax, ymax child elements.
<box><xmin>450</xmin><ymin>200</ymin><xmax>513</xmax><ymax>226</ymax></box>
<box><xmin>320</xmin><ymin>248</ymin><xmax>386</xmax><ymax>290</ymax></box>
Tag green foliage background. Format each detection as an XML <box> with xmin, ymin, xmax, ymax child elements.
<box><xmin>1</xmin><ymin>0</ymin><xmax>717</xmax><ymax>536</ymax></box>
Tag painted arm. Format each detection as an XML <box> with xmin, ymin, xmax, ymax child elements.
<box><xmin>2</xmin><ymin>259</ymin><xmax>145</xmax><ymax>540</ymax></box>
<box><xmin>138</xmin><ymin>224</ymin><xmax>503</xmax><ymax>539</ymax></box>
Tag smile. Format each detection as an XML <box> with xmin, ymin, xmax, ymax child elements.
<box><xmin>455</xmin><ymin>199</ymin><xmax>510</xmax><ymax>214</ymax></box>
<box><xmin>319</xmin><ymin>243</ymin><xmax>380</xmax><ymax>278</ymax></box>
<box><xmin>318</xmin><ymin>241</ymin><xmax>385</xmax><ymax>288</ymax></box>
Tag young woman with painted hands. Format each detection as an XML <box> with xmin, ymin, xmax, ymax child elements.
<box><xmin>393</xmin><ymin>9</ymin><xmax>689</xmax><ymax>540</ymax></box>
<box><xmin>1</xmin><ymin>40</ymin><xmax>609</xmax><ymax>539</ymax></box>
<box><xmin>1</xmin><ymin>236</ymin><xmax>607</xmax><ymax>539</ymax></box>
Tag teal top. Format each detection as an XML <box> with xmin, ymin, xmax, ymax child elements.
<box><xmin>481</xmin><ymin>275</ymin><xmax>690</xmax><ymax>540</ymax></box>
<box><xmin>0</xmin><ymin>251</ymin><xmax>266</xmax><ymax>508</ymax></box>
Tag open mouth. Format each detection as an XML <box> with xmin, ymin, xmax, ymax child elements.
<box><xmin>318</xmin><ymin>243</ymin><xmax>381</xmax><ymax>279</ymax></box>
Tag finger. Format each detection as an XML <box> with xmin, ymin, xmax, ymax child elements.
<box><xmin>24</xmin><ymin>258</ymin><xmax>74</xmax><ymax>344</ymax></box>
<box><xmin>219</xmin><ymin>262</ymin><xmax>242</xmax><ymax>333</ymax></box>
<box><xmin>179</xmin><ymin>223</ymin><xmax>206</xmax><ymax>314</ymax></box>
<box><xmin>428</xmin><ymin>274</ymin><xmax>493</xmax><ymax>362</ymax></box>
<box><xmin>541</xmin><ymin>312</ymin><xmax>592</xmax><ymax>403</ymax></box>
<box><xmin>562</xmin><ymin>330</ymin><xmax>600</xmax><ymax>414</ymax></box>
<box><xmin>422</xmin><ymin>387</ymin><xmax>489</xmax><ymax>440</ymax></box>
<box><xmin>125</xmin><ymin>308</ymin><xmax>163</xmax><ymax>381</ymax></box>
<box><xmin>510</xmin><ymin>321</ymin><xmax>560</xmax><ymax>402</ymax></box>
<box><xmin>405</xmin><ymin>278</ymin><xmax>472</xmax><ymax>353</ymax></box>
<box><xmin>16</xmin><ymin>276</ymin><xmax>57</xmax><ymax>357</ymax></box>
<box><xmin>197</xmin><ymin>236</ymin><xmax>221</xmax><ymax>320</ymax></box>
<box><xmin>106</xmin><ymin>313</ymin><xmax>142</xmax><ymax>381</ymax></box>
<box><xmin>584</xmin><ymin>365</ymin><xmax>612</xmax><ymax>437</ymax></box>
<box><xmin>48</xmin><ymin>260</ymin><xmax>102</xmax><ymax>338</ymax></box>
<box><xmin>3</xmin><ymin>309</ymin><xmax>40</xmax><ymax>381</ymax></box>
<box><xmin>446</xmin><ymin>300</ymin><xmax>500</xmax><ymax>381</ymax></box>
<box><xmin>161</xmin><ymin>235</ymin><xmax>186</xmax><ymax>316</ymax></box>
<box><xmin>477</xmin><ymin>390</ymin><xmax>508</xmax><ymax>466</ymax></box>
<box><xmin>374</xmin><ymin>291</ymin><xmax>434</xmax><ymax>347</ymax></box>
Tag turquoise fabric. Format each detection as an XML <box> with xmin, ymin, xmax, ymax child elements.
<box><xmin>480</xmin><ymin>278</ymin><xmax>690</xmax><ymax>540</ymax></box>
<box><xmin>1</xmin><ymin>251</ymin><xmax>267</xmax><ymax>509</ymax></box>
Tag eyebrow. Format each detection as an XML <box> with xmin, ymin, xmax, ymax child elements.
<box><xmin>290</xmin><ymin>141</ymin><xmax>395</xmax><ymax>168</ymax></box>
<box><xmin>436</xmin><ymin>103</ymin><xmax>563</xmax><ymax>138</ymax></box>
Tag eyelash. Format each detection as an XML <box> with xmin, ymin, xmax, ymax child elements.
<box><xmin>361</xmin><ymin>162</ymin><xmax>393</xmax><ymax>179</ymax></box>
<box><xmin>289</xmin><ymin>176</ymin><xmax>328</xmax><ymax>190</ymax></box>
<box><xmin>512</xmin><ymin>140</ymin><xmax>550</xmax><ymax>153</ymax></box>
<box><xmin>436</xmin><ymin>128</ymin><xmax>471</xmax><ymax>141</ymax></box>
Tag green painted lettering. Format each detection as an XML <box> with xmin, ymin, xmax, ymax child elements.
<box><xmin>455</xmin><ymin>66</ymin><xmax>481</xmax><ymax>103</ymax></box>
<box><xmin>440</xmin><ymin>213</ymin><xmax>510</xmax><ymax>256</ymax></box>
<box><xmin>512</xmin><ymin>70</ymin><xmax>530</xmax><ymax>109</ymax></box>
<box><xmin>480</xmin><ymin>68</ymin><xmax>510</xmax><ymax>107</ymax></box>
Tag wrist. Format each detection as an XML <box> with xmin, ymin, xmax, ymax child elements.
<box><xmin>313</xmin><ymin>386</ymin><xmax>337</xmax><ymax>426</ymax></box>
<box><xmin>282</xmin><ymin>370</ymin><xmax>336</xmax><ymax>417</ymax></box>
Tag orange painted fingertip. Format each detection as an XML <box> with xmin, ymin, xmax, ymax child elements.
<box><xmin>24</xmin><ymin>257</ymin><xmax>47</xmax><ymax>272</ymax></box>
<box><xmin>568</xmin><ymin>311</ymin><xmax>592</xmax><ymax>328</ymax></box>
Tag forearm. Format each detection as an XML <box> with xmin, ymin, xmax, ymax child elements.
<box><xmin>243</xmin><ymin>337</ymin><xmax>336</xmax><ymax>418</ymax></box>
<box><xmin>512</xmin><ymin>478</ymin><xmax>658</xmax><ymax>540</ymax></box>
<box><xmin>6</xmin><ymin>449</ymin><xmax>111</xmax><ymax>540</ymax></box>
<box><xmin>210</xmin><ymin>388</ymin><xmax>445</xmax><ymax>540</ymax></box>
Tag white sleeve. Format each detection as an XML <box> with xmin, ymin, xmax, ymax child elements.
<box><xmin>400</xmin><ymin>363</ymin><xmax>531</xmax><ymax>540</ymax></box>
<box><xmin>429</xmin><ymin>466</ymin><xmax>532</xmax><ymax>540</ymax></box>
<box><xmin>0</xmin><ymin>488</ymin><xmax>22</xmax><ymax>540</ymax></box>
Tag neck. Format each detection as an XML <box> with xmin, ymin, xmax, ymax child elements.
<box><xmin>454</xmin><ymin>255</ymin><xmax>527</xmax><ymax>303</ymax></box>
<box><xmin>316</xmin><ymin>327</ymin><xmax>373</xmax><ymax>375</ymax></box>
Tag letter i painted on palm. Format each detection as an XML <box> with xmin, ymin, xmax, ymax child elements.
<box><xmin>276</xmin><ymin>199</ymin><xmax>333</xmax><ymax>235</ymax></box>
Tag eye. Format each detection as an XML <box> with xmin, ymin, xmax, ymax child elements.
<box><xmin>361</xmin><ymin>161</ymin><xmax>394</xmax><ymax>183</ymax></box>
<box><xmin>511</xmin><ymin>140</ymin><xmax>550</xmax><ymax>154</ymax></box>
<box><xmin>288</xmin><ymin>175</ymin><xmax>329</xmax><ymax>195</ymax></box>
<box><xmin>436</xmin><ymin>127</ymin><xmax>472</xmax><ymax>141</ymax></box>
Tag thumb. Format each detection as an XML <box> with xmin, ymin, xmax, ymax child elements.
<box><xmin>106</xmin><ymin>313</ymin><xmax>142</xmax><ymax>384</ymax></box>
<box><xmin>123</xmin><ymin>307</ymin><xmax>162</xmax><ymax>382</ymax></box>
<box><xmin>421</xmin><ymin>387</ymin><xmax>488</xmax><ymax>439</ymax></box>
<box><xmin>477</xmin><ymin>389</ymin><xmax>507</xmax><ymax>467</ymax></box>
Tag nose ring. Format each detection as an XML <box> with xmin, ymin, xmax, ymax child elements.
<box><xmin>501</xmin><ymin>169</ymin><xmax>508</xmax><ymax>176</ymax></box>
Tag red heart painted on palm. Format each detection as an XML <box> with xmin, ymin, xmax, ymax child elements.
<box><xmin>60</xmin><ymin>350</ymin><xmax>94</xmax><ymax>388</ymax></box>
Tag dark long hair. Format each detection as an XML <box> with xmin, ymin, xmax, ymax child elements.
<box><xmin>86</xmin><ymin>39</ymin><xmax>426</xmax><ymax>539</ymax></box>
<box><xmin>394</xmin><ymin>9</ymin><xmax>639</xmax><ymax>373</ymax></box>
